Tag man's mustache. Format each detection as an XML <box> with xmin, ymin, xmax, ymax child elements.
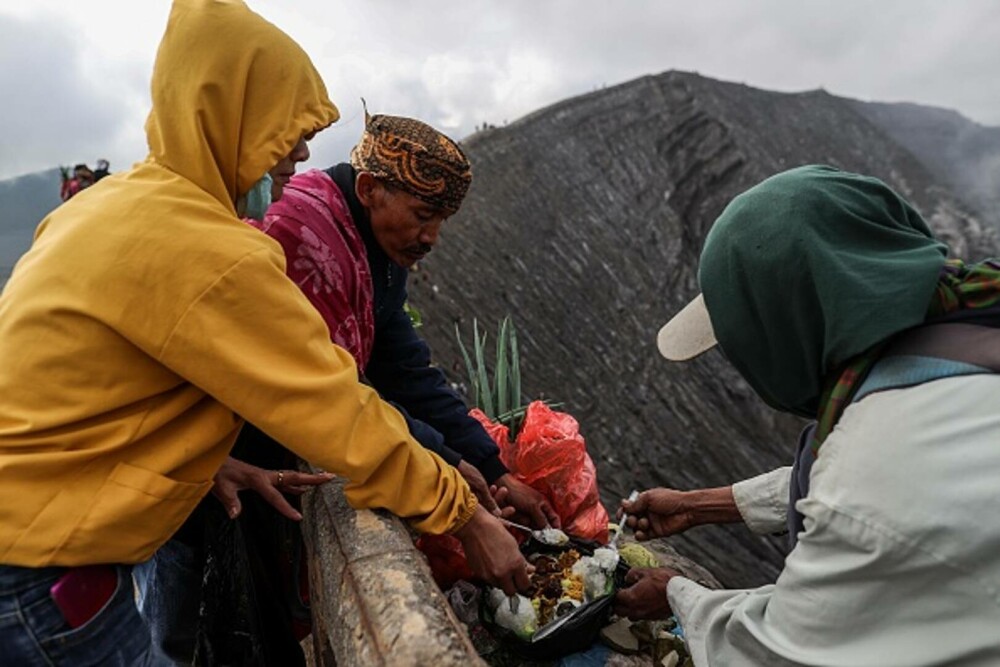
<box><xmin>408</xmin><ymin>243</ymin><xmax>433</xmax><ymax>255</ymax></box>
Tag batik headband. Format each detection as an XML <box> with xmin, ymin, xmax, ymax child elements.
<box><xmin>350</xmin><ymin>108</ymin><xmax>472</xmax><ymax>215</ymax></box>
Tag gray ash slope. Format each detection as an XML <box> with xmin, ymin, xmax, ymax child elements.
<box><xmin>851</xmin><ymin>99</ymin><xmax>1000</xmax><ymax>233</ymax></box>
<box><xmin>409</xmin><ymin>70</ymin><xmax>999</xmax><ymax>588</ymax></box>
<box><xmin>0</xmin><ymin>168</ymin><xmax>60</xmax><ymax>285</ymax></box>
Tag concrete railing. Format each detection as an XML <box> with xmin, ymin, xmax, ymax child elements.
<box><xmin>300</xmin><ymin>475</ymin><xmax>485</xmax><ymax>666</ymax></box>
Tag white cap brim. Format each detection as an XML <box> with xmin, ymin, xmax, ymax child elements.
<box><xmin>656</xmin><ymin>293</ymin><xmax>718</xmax><ymax>361</ymax></box>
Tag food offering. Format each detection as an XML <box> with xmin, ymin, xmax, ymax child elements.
<box><xmin>531</xmin><ymin>549</ymin><xmax>585</xmax><ymax>628</ymax></box>
<box><xmin>482</xmin><ymin>540</ymin><xmax>627</xmax><ymax>659</ymax></box>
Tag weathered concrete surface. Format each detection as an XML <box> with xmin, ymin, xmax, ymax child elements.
<box><xmin>300</xmin><ymin>475</ymin><xmax>484</xmax><ymax>667</ymax></box>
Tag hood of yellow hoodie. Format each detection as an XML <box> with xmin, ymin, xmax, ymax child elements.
<box><xmin>144</xmin><ymin>0</ymin><xmax>339</xmax><ymax>213</ymax></box>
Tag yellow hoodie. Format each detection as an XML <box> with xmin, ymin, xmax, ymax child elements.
<box><xmin>0</xmin><ymin>0</ymin><xmax>474</xmax><ymax>567</ymax></box>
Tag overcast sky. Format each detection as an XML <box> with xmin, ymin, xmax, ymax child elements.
<box><xmin>1</xmin><ymin>0</ymin><xmax>998</xmax><ymax>183</ymax></box>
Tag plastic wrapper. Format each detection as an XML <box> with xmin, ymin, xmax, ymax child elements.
<box><xmin>445</xmin><ymin>580</ymin><xmax>482</xmax><ymax>626</ymax></box>
<box><xmin>487</xmin><ymin>590</ymin><xmax>537</xmax><ymax>640</ymax></box>
<box><xmin>417</xmin><ymin>402</ymin><xmax>609</xmax><ymax>582</ymax></box>
<box><xmin>472</xmin><ymin>401</ymin><xmax>610</xmax><ymax>542</ymax></box>
<box><xmin>415</xmin><ymin>533</ymin><xmax>474</xmax><ymax>591</ymax></box>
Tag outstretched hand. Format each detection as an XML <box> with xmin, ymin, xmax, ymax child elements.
<box><xmin>491</xmin><ymin>474</ymin><xmax>561</xmax><ymax>529</ymax></box>
<box><xmin>619</xmin><ymin>488</ymin><xmax>698</xmax><ymax>540</ymax></box>
<box><xmin>619</xmin><ymin>486</ymin><xmax>742</xmax><ymax>540</ymax></box>
<box><xmin>454</xmin><ymin>505</ymin><xmax>533</xmax><ymax>595</ymax></box>
<box><xmin>211</xmin><ymin>456</ymin><xmax>335</xmax><ymax>521</ymax></box>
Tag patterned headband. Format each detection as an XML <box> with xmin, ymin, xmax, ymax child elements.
<box><xmin>350</xmin><ymin>110</ymin><xmax>472</xmax><ymax>215</ymax></box>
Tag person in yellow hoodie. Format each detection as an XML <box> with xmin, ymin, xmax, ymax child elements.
<box><xmin>0</xmin><ymin>1</ymin><xmax>528</xmax><ymax>664</ymax></box>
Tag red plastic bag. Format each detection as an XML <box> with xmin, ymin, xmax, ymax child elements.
<box><xmin>473</xmin><ymin>402</ymin><xmax>609</xmax><ymax>543</ymax></box>
<box><xmin>417</xmin><ymin>402</ymin><xmax>608</xmax><ymax>589</ymax></box>
<box><xmin>473</xmin><ymin>410</ymin><xmax>511</xmax><ymax>459</ymax></box>
<box><xmin>415</xmin><ymin>534</ymin><xmax>475</xmax><ymax>590</ymax></box>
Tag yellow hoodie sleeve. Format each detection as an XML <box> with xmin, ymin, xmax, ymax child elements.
<box><xmin>158</xmin><ymin>248</ymin><xmax>476</xmax><ymax>534</ymax></box>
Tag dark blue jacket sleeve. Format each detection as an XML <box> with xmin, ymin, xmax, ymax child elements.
<box><xmin>388</xmin><ymin>400</ymin><xmax>462</xmax><ymax>468</ymax></box>
<box><xmin>366</xmin><ymin>306</ymin><xmax>508</xmax><ymax>483</ymax></box>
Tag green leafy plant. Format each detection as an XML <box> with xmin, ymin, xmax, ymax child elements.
<box><xmin>455</xmin><ymin>316</ymin><xmax>560</xmax><ymax>436</ymax></box>
<box><xmin>403</xmin><ymin>301</ymin><xmax>423</xmax><ymax>328</ymax></box>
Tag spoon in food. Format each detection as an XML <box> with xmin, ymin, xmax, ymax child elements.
<box><xmin>609</xmin><ymin>489</ymin><xmax>640</xmax><ymax>550</ymax></box>
<box><xmin>500</xmin><ymin>518</ymin><xmax>570</xmax><ymax>546</ymax></box>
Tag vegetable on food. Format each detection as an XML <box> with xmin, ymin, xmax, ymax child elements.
<box><xmin>619</xmin><ymin>542</ymin><xmax>660</xmax><ymax>569</ymax></box>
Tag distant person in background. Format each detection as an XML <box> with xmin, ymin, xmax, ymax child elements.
<box><xmin>59</xmin><ymin>163</ymin><xmax>94</xmax><ymax>201</ymax></box>
<box><xmin>614</xmin><ymin>165</ymin><xmax>1000</xmax><ymax>665</ymax></box>
<box><xmin>94</xmin><ymin>158</ymin><xmax>111</xmax><ymax>181</ymax></box>
<box><xmin>78</xmin><ymin>165</ymin><xmax>95</xmax><ymax>189</ymax></box>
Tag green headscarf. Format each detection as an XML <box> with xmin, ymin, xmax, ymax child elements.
<box><xmin>698</xmin><ymin>165</ymin><xmax>948</xmax><ymax>418</ymax></box>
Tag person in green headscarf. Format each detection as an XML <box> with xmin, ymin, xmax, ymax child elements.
<box><xmin>614</xmin><ymin>165</ymin><xmax>1000</xmax><ymax>665</ymax></box>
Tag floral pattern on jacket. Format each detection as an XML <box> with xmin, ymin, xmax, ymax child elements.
<box><xmin>249</xmin><ymin>169</ymin><xmax>374</xmax><ymax>369</ymax></box>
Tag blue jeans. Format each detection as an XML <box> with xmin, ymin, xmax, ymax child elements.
<box><xmin>133</xmin><ymin>539</ymin><xmax>202</xmax><ymax>666</ymax></box>
<box><xmin>0</xmin><ymin>563</ymin><xmax>157</xmax><ymax>666</ymax></box>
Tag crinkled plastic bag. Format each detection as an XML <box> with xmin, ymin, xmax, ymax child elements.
<box><xmin>444</xmin><ymin>580</ymin><xmax>482</xmax><ymax>626</ymax></box>
<box><xmin>474</xmin><ymin>401</ymin><xmax>609</xmax><ymax>542</ymax></box>
<box><xmin>417</xmin><ymin>402</ymin><xmax>608</xmax><ymax>588</ymax></box>
<box><xmin>415</xmin><ymin>533</ymin><xmax>474</xmax><ymax>590</ymax></box>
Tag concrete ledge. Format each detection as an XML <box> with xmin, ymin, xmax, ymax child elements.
<box><xmin>300</xmin><ymin>474</ymin><xmax>485</xmax><ymax>667</ymax></box>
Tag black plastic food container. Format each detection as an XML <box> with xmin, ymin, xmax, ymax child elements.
<box><xmin>480</xmin><ymin>535</ymin><xmax>630</xmax><ymax>661</ymax></box>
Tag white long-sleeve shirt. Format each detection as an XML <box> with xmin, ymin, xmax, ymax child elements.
<box><xmin>667</xmin><ymin>374</ymin><xmax>1000</xmax><ymax>666</ymax></box>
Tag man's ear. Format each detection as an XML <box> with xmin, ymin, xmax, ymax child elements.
<box><xmin>355</xmin><ymin>171</ymin><xmax>379</xmax><ymax>207</ymax></box>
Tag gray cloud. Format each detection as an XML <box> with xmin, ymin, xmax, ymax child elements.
<box><xmin>0</xmin><ymin>14</ymin><xmax>134</xmax><ymax>180</ymax></box>
<box><xmin>2</xmin><ymin>0</ymin><xmax>999</xmax><ymax>183</ymax></box>
<box><xmin>298</xmin><ymin>0</ymin><xmax>1000</xmax><ymax>166</ymax></box>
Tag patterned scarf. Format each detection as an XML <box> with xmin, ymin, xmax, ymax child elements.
<box><xmin>812</xmin><ymin>258</ymin><xmax>1000</xmax><ymax>453</ymax></box>
<box><xmin>247</xmin><ymin>169</ymin><xmax>375</xmax><ymax>369</ymax></box>
<box><xmin>349</xmin><ymin>109</ymin><xmax>471</xmax><ymax>214</ymax></box>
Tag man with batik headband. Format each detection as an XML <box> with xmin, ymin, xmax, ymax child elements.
<box><xmin>138</xmin><ymin>111</ymin><xmax>557</xmax><ymax>664</ymax></box>
<box><xmin>226</xmin><ymin>111</ymin><xmax>560</xmax><ymax>522</ymax></box>
<box><xmin>244</xmin><ymin>110</ymin><xmax>561</xmax><ymax>651</ymax></box>
<box><xmin>248</xmin><ymin>109</ymin><xmax>559</xmax><ymax>526</ymax></box>
<box><xmin>350</xmin><ymin>110</ymin><xmax>472</xmax><ymax>218</ymax></box>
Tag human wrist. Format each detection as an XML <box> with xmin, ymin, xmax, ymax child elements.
<box><xmin>683</xmin><ymin>486</ymin><xmax>741</xmax><ymax>526</ymax></box>
<box><xmin>452</xmin><ymin>501</ymin><xmax>486</xmax><ymax>538</ymax></box>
